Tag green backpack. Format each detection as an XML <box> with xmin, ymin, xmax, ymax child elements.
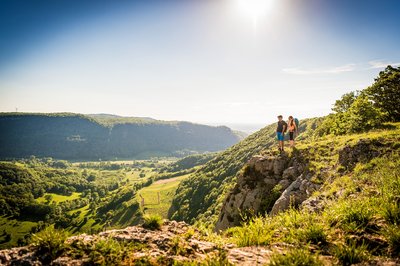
<box><xmin>294</xmin><ymin>118</ymin><xmax>299</xmax><ymax>129</ymax></box>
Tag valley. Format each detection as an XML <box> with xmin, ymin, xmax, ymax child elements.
<box><xmin>0</xmin><ymin>156</ymin><xmax>200</xmax><ymax>249</ymax></box>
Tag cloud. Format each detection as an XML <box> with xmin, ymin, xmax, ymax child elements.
<box><xmin>368</xmin><ymin>60</ymin><xmax>400</xmax><ymax>69</ymax></box>
<box><xmin>282</xmin><ymin>64</ymin><xmax>356</xmax><ymax>75</ymax></box>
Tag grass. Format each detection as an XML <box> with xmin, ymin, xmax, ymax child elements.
<box><xmin>332</xmin><ymin>240</ymin><xmax>369</xmax><ymax>266</ymax></box>
<box><xmin>137</xmin><ymin>174</ymin><xmax>189</xmax><ymax>218</ymax></box>
<box><xmin>384</xmin><ymin>225</ymin><xmax>400</xmax><ymax>256</ymax></box>
<box><xmin>0</xmin><ymin>216</ymin><xmax>37</xmax><ymax>249</ymax></box>
<box><xmin>36</xmin><ymin>192</ymin><xmax>81</xmax><ymax>203</ymax></box>
<box><xmin>269</xmin><ymin>248</ymin><xmax>323</xmax><ymax>266</ymax></box>
<box><xmin>30</xmin><ymin>226</ymin><xmax>69</xmax><ymax>262</ymax></box>
<box><xmin>221</xmin><ymin>133</ymin><xmax>400</xmax><ymax>264</ymax></box>
<box><xmin>142</xmin><ymin>214</ymin><xmax>163</xmax><ymax>230</ymax></box>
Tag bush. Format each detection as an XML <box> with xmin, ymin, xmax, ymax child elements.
<box><xmin>332</xmin><ymin>240</ymin><xmax>369</xmax><ymax>266</ymax></box>
<box><xmin>142</xmin><ymin>214</ymin><xmax>163</xmax><ymax>230</ymax></box>
<box><xmin>269</xmin><ymin>248</ymin><xmax>323</xmax><ymax>266</ymax></box>
<box><xmin>30</xmin><ymin>227</ymin><xmax>68</xmax><ymax>261</ymax></box>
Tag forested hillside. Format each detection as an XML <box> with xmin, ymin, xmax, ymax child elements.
<box><xmin>0</xmin><ymin>113</ymin><xmax>243</xmax><ymax>160</ymax></box>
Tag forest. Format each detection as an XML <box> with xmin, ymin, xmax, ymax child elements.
<box><xmin>0</xmin><ymin>113</ymin><xmax>244</xmax><ymax>160</ymax></box>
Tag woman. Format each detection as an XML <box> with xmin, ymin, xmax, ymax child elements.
<box><xmin>287</xmin><ymin>116</ymin><xmax>297</xmax><ymax>147</ymax></box>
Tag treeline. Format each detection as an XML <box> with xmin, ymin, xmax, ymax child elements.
<box><xmin>0</xmin><ymin>113</ymin><xmax>243</xmax><ymax>160</ymax></box>
<box><xmin>160</xmin><ymin>153</ymin><xmax>216</xmax><ymax>173</ymax></box>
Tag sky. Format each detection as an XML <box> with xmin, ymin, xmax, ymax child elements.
<box><xmin>1</xmin><ymin>0</ymin><xmax>400</xmax><ymax>129</ymax></box>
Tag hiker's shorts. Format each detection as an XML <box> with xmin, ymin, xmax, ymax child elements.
<box><xmin>277</xmin><ymin>132</ymin><xmax>284</xmax><ymax>141</ymax></box>
<box><xmin>289</xmin><ymin>132</ymin><xmax>294</xmax><ymax>140</ymax></box>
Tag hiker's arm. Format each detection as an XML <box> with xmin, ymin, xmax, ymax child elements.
<box><xmin>282</xmin><ymin>124</ymin><xmax>286</xmax><ymax>134</ymax></box>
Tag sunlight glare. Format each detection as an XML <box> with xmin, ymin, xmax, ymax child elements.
<box><xmin>236</xmin><ymin>0</ymin><xmax>274</xmax><ymax>29</ymax></box>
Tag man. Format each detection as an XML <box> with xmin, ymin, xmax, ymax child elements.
<box><xmin>276</xmin><ymin>115</ymin><xmax>287</xmax><ymax>152</ymax></box>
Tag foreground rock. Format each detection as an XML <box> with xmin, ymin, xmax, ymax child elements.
<box><xmin>0</xmin><ymin>221</ymin><xmax>272</xmax><ymax>265</ymax></box>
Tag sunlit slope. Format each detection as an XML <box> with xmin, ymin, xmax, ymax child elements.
<box><xmin>169</xmin><ymin>118</ymin><xmax>323</xmax><ymax>226</ymax></box>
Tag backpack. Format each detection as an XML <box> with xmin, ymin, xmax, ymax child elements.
<box><xmin>283</xmin><ymin>121</ymin><xmax>288</xmax><ymax>133</ymax></box>
<box><xmin>294</xmin><ymin>118</ymin><xmax>299</xmax><ymax>129</ymax></box>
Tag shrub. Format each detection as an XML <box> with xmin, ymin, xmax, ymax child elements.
<box><xmin>30</xmin><ymin>227</ymin><xmax>68</xmax><ymax>261</ymax></box>
<box><xmin>269</xmin><ymin>248</ymin><xmax>323</xmax><ymax>266</ymax></box>
<box><xmin>142</xmin><ymin>214</ymin><xmax>163</xmax><ymax>230</ymax></box>
<box><xmin>333</xmin><ymin>240</ymin><xmax>369</xmax><ymax>266</ymax></box>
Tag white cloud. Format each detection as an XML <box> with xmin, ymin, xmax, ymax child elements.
<box><xmin>368</xmin><ymin>60</ymin><xmax>400</xmax><ymax>69</ymax></box>
<box><xmin>282</xmin><ymin>64</ymin><xmax>356</xmax><ymax>75</ymax></box>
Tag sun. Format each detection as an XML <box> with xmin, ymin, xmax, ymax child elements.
<box><xmin>236</xmin><ymin>0</ymin><xmax>274</xmax><ymax>27</ymax></box>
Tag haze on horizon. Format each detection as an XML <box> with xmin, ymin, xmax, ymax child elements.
<box><xmin>0</xmin><ymin>0</ymin><xmax>399</xmax><ymax>127</ymax></box>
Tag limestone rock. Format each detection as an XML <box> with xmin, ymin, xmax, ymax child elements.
<box><xmin>215</xmin><ymin>153</ymin><xmax>315</xmax><ymax>231</ymax></box>
<box><xmin>0</xmin><ymin>221</ymin><xmax>275</xmax><ymax>265</ymax></box>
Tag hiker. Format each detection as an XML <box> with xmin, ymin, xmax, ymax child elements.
<box><xmin>288</xmin><ymin>116</ymin><xmax>297</xmax><ymax>147</ymax></box>
<box><xmin>276</xmin><ymin>115</ymin><xmax>287</xmax><ymax>152</ymax></box>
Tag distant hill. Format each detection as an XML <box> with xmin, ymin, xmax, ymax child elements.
<box><xmin>0</xmin><ymin>113</ymin><xmax>244</xmax><ymax>160</ymax></box>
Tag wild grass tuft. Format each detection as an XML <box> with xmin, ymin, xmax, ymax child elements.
<box><xmin>269</xmin><ymin>248</ymin><xmax>323</xmax><ymax>266</ymax></box>
<box><xmin>300</xmin><ymin>223</ymin><xmax>327</xmax><ymax>245</ymax></box>
<box><xmin>382</xmin><ymin>201</ymin><xmax>400</xmax><ymax>225</ymax></box>
<box><xmin>225</xmin><ymin>217</ymin><xmax>274</xmax><ymax>247</ymax></box>
<box><xmin>87</xmin><ymin>238</ymin><xmax>128</xmax><ymax>265</ymax></box>
<box><xmin>384</xmin><ymin>225</ymin><xmax>400</xmax><ymax>256</ymax></box>
<box><xmin>30</xmin><ymin>227</ymin><xmax>68</xmax><ymax>261</ymax></box>
<box><xmin>327</xmin><ymin>200</ymin><xmax>374</xmax><ymax>232</ymax></box>
<box><xmin>332</xmin><ymin>240</ymin><xmax>369</xmax><ymax>266</ymax></box>
<box><xmin>142</xmin><ymin>214</ymin><xmax>163</xmax><ymax>230</ymax></box>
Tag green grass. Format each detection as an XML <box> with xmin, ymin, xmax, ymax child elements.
<box><xmin>332</xmin><ymin>240</ymin><xmax>369</xmax><ymax>266</ymax></box>
<box><xmin>0</xmin><ymin>216</ymin><xmax>37</xmax><ymax>249</ymax></box>
<box><xmin>219</xmin><ymin>130</ymin><xmax>400</xmax><ymax>263</ymax></box>
<box><xmin>269</xmin><ymin>248</ymin><xmax>323</xmax><ymax>266</ymax></box>
<box><xmin>36</xmin><ymin>192</ymin><xmax>81</xmax><ymax>203</ymax></box>
<box><xmin>137</xmin><ymin>174</ymin><xmax>189</xmax><ymax>218</ymax></box>
<box><xmin>30</xmin><ymin>226</ymin><xmax>69</xmax><ymax>262</ymax></box>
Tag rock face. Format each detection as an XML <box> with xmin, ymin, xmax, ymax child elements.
<box><xmin>215</xmin><ymin>153</ymin><xmax>320</xmax><ymax>231</ymax></box>
<box><xmin>0</xmin><ymin>221</ymin><xmax>273</xmax><ymax>265</ymax></box>
<box><xmin>338</xmin><ymin>139</ymin><xmax>382</xmax><ymax>171</ymax></box>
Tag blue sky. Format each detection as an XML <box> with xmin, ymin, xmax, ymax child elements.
<box><xmin>1</xmin><ymin>0</ymin><xmax>399</xmax><ymax>127</ymax></box>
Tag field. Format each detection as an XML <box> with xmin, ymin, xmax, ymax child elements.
<box><xmin>137</xmin><ymin>174</ymin><xmax>190</xmax><ymax>218</ymax></box>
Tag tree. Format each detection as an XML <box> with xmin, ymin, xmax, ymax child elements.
<box><xmin>332</xmin><ymin>91</ymin><xmax>358</xmax><ymax>113</ymax></box>
<box><xmin>365</xmin><ymin>65</ymin><xmax>400</xmax><ymax>122</ymax></box>
<box><xmin>347</xmin><ymin>94</ymin><xmax>385</xmax><ymax>132</ymax></box>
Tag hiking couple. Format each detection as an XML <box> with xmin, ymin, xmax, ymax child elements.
<box><xmin>276</xmin><ymin>115</ymin><xmax>298</xmax><ymax>152</ymax></box>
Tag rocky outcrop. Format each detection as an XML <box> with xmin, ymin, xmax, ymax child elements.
<box><xmin>338</xmin><ymin>139</ymin><xmax>384</xmax><ymax>171</ymax></box>
<box><xmin>215</xmin><ymin>153</ymin><xmax>320</xmax><ymax>231</ymax></box>
<box><xmin>0</xmin><ymin>221</ymin><xmax>273</xmax><ymax>265</ymax></box>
